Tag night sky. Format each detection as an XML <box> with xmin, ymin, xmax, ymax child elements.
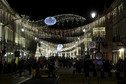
<box><xmin>6</xmin><ymin>0</ymin><xmax>114</xmax><ymax>23</ymax></box>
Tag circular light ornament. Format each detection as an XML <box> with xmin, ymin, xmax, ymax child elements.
<box><xmin>44</xmin><ymin>17</ymin><xmax>57</xmax><ymax>25</ymax></box>
<box><xmin>57</xmin><ymin>44</ymin><xmax>63</xmax><ymax>49</ymax></box>
<box><xmin>57</xmin><ymin>44</ymin><xmax>63</xmax><ymax>52</ymax></box>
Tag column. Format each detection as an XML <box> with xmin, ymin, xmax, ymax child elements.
<box><xmin>0</xmin><ymin>23</ymin><xmax>2</xmax><ymax>61</ymax></box>
<box><xmin>76</xmin><ymin>48</ymin><xmax>79</xmax><ymax>55</ymax></box>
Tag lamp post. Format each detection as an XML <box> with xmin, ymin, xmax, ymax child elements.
<box><xmin>21</xmin><ymin>27</ymin><xmax>25</xmax><ymax>60</ymax></box>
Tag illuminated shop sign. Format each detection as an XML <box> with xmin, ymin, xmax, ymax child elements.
<box><xmin>44</xmin><ymin>17</ymin><xmax>56</xmax><ymax>25</ymax></box>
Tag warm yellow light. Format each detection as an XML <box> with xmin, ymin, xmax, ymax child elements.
<box><xmin>35</xmin><ymin>37</ymin><xmax>37</xmax><ymax>40</ymax></box>
<box><xmin>21</xmin><ymin>28</ymin><xmax>24</xmax><ymax>32</ymax></box>
<box><xmin>83</xmin><ymin>29</ymin><xmax>86</xmax><ymax>32</ymax></box>
<box><xmin>119</xmin><ymin>55</ymin><xmax>121</xmax><ymax>58</ymax></box>
<box><xmin>119</xmin><ymin>48</ymin><xmax>124</xmax><ymax>52</ymax></box>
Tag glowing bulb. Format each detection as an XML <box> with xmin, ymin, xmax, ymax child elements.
<box><xmin>21</xmin><ymin>28</ymin><xmax>24</xmax><ymax>32</ymax></box>
<box><xmin>83</xmin><ymin>29</ymin><xmax>86</xmax><ymax>32</ymax></box>
<box><xmin>35</xmin><ymin>37</ymin><xmax>37</xmax><ymax>40</ymax></box>
<box><xmin>119</xmin><ymin>48</ymin><xmax>124</xmax><ymax>52</ymax></box>
<box><xmin>91</xmin><ymin>12</ymin><xmax>96</xmax><ymax>18</ymax></box>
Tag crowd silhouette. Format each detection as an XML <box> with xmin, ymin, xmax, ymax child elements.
<box><xmin>0</xmin><ymin>56</ymin><xmax>126</xmax><ymax>78</ymax></box>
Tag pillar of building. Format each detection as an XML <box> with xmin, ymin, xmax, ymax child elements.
<box><xmin>0</xmin><ymin>23</ymin><xmax>2</xmax><ymax>61</ymax></box>
<box><xmin>105</xmin><ymin>14</ymin><xmax>113</xmax><ymax>61</ymax></box>
<box><xmin>65</xmin><ymin>52</ymin><xmax>67</xmax><ymax>57</ymax></box>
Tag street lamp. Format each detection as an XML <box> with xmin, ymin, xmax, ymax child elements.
<box><xmin>78</xmin><ymin>37</ymin><xmax>80</xmax><ymax>40</ymax></box>
<box><xmin>91</xmin><ymin>12</ymin><xmax>96</xmax><ymax>18</ymax></box>
<box><xmin>21</xmin><ymin>27</ymin><xmax>26</xmax><ymax>59</ymax></box>
<box><xmin>21</xmin><ymin>28</ymin><xmax>25</xmax><ymax>32</ymax></box>
<box><xmin>35</xmin><ymin>37</ymin><xmax>37</xmax><ymax>40</ymax></box>
<box><xmin>83</xmin><ymin>29</ymin><xmax>86</xmax><ymax>32</ymax></box>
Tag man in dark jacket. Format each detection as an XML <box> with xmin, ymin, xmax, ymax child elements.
<box><xmin>48</xmin><ymin>60</ymin><xmax>55</xmax><ymax>77</ymax></box>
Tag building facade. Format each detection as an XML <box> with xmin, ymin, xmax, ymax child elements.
<box><xmin>0</xmin><ymin>0</ymin><xmax>37</xmax><ymax>62</ymax></box>
<box><xmin>112</xmin><ymin>0</ymin><xmax>126</xmax><ymax>64</ymax></box>
<box><xmin>0</xmin><ymin>0</ymin><xmax>126</xmax><ymax>64</ymax></box>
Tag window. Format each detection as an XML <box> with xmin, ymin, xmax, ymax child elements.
<box><xmin>113</xmin><ymin>8</ymin><xmax>117</xmax><ymax>17</ymax></box>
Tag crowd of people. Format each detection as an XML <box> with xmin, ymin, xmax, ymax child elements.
<box><xmin>0</xmin><ymin>56</ymin><xmax>126</xmax><ymax>78</ymax></box>
<box><xmin>0</xmin><ymin>59</ymin><xmax>32</xmax><ymax>76</ymax></box>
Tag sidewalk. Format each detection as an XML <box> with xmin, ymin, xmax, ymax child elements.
<box><xmin>0</xmin><ymin>74</ymin><xmax>13</xmax><ymax>84</ymax></box>
<box><xmin>59</xmin><ymin>74</ymin><xmax>118</xmax><ymax>84</ymax></box>
<box><xmin>0</xmin><ymin>70</ymin><xmax>32</xmax><ymax>84</ymax></box>
<box><xmin>88</xmin><ymin>77</ymin><xmax>117</xmax><ymax>84</ymax></box>
<box><xmin>58</xmin><ymin>68</ymin><xmax>118</xmax><ymax>84</ymax></box>
<box><xmin>12</xmin><ymin>70</ymin><xmax>32</xmax><ymax>84</ymax></box>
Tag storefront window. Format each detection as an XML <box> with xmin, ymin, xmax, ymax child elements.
<box><xmin>119</xmin><ymin>48</ymin><xmax>124</xmax><ymax>60</ymax></box>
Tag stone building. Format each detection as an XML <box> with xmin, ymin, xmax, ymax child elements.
<box><xmin>0</xmin><ymin>0</ymin><xmax>37</xmax><ymax>62</ymax></box>
<box><xmin>0</xmin><ymin>0</ymin><xmax>126</xmax><ymax>64</ymax></box>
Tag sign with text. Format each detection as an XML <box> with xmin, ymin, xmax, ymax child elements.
<box><xmin>89</xmin><ymin>41</ymin><xmax>96</xmax><ymax>49</ymax></box>
<box><xmin>57</xmin><ymin>44</ymin><xmax>63</xmax><ymax>52</ymax></box>
<box><xmin>96</xmin><ymin>37</ymin><xmax>103</xmax><ymax>42</ymax></box>
<box><xmin>44</xmin><ymin>17</ymin><xmax>56</xmax><ymax>25</ymax></box>
<box><xmin>95</xmin><ymin>52</ymin><xmax>103</xmax><ymax>60</ymax></box>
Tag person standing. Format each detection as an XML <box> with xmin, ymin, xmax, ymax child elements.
<box><xmin>28</xmin><ymin>61</ymin><xmax>32</xmax><ymax>75</ymax></box>
<box><xmin>32</xmin><ymin>62</ymin><xmax>37</xmax><ymax>77</ymax></box>
<box><xmin>123</xmin><ymin>58</ymin><xmax>126</xmax><ymax>79</ymax></box>
<box><xmin>18</xmin><ymin>60</ymin><xmax>24</xmax><ymax>77</ymax></box>
<box><xmin>48</xmin><ymin>60</ymin><xmax>55</xmax><ymax>77</ymax></box>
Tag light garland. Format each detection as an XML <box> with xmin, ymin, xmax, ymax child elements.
<box><xmin>18</xmin><ymin>13</ymin><xmax>110</xmax><ymax>51</ymax></box>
